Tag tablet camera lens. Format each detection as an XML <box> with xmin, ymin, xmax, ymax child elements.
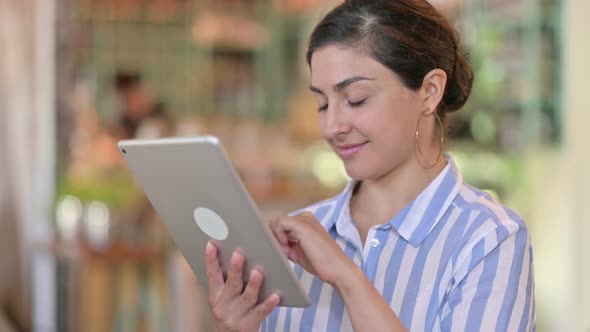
<box><xmin>122</xmin><ymin>149</ymin><xmax>126</xmax><ymax>154</ymax></box>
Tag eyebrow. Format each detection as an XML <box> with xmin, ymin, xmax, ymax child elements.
<box><xmin>309</xmin><ymin>76</ymin><xmax>376</xmax><ymax>94</ymax></box>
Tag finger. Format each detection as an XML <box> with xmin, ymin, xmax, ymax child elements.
<box><xmin>298</xmin><ymin>211</ymin><xmax>316</xmax><ymax>220</ymax></box>
<box><xmin>238</xmin><ymin>269</ymin><xmax>264</xmax><ymax>312</ymax></box>
<box><xmin>279</xmin><ymin>243</ymin><xmax>290</xmax><ymax>257</ymax></box>
<box><xmin>204</xmin><ymin>241</ymin><xmax>225</xmax><ymax>301</ymax></box>
<box><xmin>245</xmin><ymin>293</ymin><xmax>281</xmax><ymax>325</ymax></box>
<box><xmin>270</xmin><ymin>216</ymin><xmax>297</xmax><ymax>245</ymax></box>
<box><xmin>288</xmin><ymin>248</ymin><xmax>299</xmax><ymax>262</ymax></box>
<box><xmin>222</xmin><ymin>250</ymin><xmax>245</xmax><ymax>297</ymax></box>
<box><xmin>286</xmin><ymin>238</ymin><xmax>300</xmax><ymax>261</ymax></box>
<box><xmin>266</xmin><ymin>216</ymin><xmax>277</xmax><ymax>226</ymax></box>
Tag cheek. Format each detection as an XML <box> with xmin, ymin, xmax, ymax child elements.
<box><xmin>317</xmin><ymin>115</ymin><xmax>329</xmax><ymax>138</ymax></box>
<box><xmin>362</xmin><ymin>106</ymin><xmax>417</xmax><ymax>146</ymax></box>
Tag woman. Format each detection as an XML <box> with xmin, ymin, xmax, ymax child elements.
<box><xmin>205</xmin><ymin>0</ymin><xmax>535</xmax><ymax>331</ymax></box>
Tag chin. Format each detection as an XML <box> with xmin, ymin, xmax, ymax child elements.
<box><xmin>344</xmin><ymin>156</ymin><xmax>403</xmax><ymax>182</ymax></box>
<box><xmin>343</xmin><ymin>161</ymin><xmax>377</xmax><ymax>181</ymax></box>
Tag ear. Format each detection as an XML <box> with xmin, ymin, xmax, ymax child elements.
<box><xmin>420</xmin><ymin>69</ymin><xmax>447</xmax><ymax>115</ymax></box>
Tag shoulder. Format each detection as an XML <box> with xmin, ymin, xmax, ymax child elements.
<box><xmin>453</xmin><ymin>183</ymin><xmax>527</xmax><ymax>238</ymax></box>
<box><xmin>450</xmin><ymin>182</ymin><xmax>532</xmax><ymax>281</ymax></box>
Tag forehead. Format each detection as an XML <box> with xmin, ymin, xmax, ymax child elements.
<box><xmin>310</xmin><ymin>45</ymin><xmax>394</xmax><ymax>85</ymax></box>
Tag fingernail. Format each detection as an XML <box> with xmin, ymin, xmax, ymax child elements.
<box><xmin>206</xmin><ymin>241</ymin><xmax>214</xmax><ymax>254</ymax></box>
<box><xmin>271</xmin><ymin>293</ymin><xmax>280</xmax><ymax>303</ymax></box>
<box><xmin>250</xmin><ymin>269</ymin><xmax>259</xmax><ymax>280</ymax></box>
<box><xmin>231</xmin><ymin>250</ymin><xmax>242</xmax><ymax>262</ymax></box>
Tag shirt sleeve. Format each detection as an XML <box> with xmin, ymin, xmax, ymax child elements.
<box><xmin>439</xmin><ymin>222</ymin><xmax>535</xmax><ymax>331</ymax></box>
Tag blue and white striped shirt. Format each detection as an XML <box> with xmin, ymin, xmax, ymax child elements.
<box><xmin>262</xmin><ymin>155</ymin><xmax>535</xmax><ymax>331</ymax></box>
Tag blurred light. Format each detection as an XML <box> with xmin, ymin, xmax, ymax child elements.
<box><xmin>192</xmin><ymin>13</ymin><xmax>269</xmax><ymax>50</ymax></box>
<box><xmin>84</xmin><ymin>201</ymin><xmax>111</xmax><ymax>249</ymax></box>
<box><xmin>471</xmin><ymin>111</ymin><xmax>496</xmax><ymax>144</ymax></box>
<box><xmin>136</xmin><ymin>119</ymin><xmax>164</xmax><ymax>139</ymax></box>
<box><xmin>55</xmin><ymin>195</ymin><xmax>83</xmax><ymax>242</ymax></box>
<box><xmin>451</xmin><ymin>150</ymin><xmax>466</xmax><ymax>171</ymax></box>
<box><xmin>462</xmin><ymin>21</ymin><xmax>478</xmax><ymax>46</ymax></box>
<box><xmin>311</xmin><ymin>151</ymin><xmax>348</xmax><ymax>188</ymax></box>
<box><xmin>483</xmin><ymin>189</ymin><xmax>500</xmax><ymax>201</ymax></box>
<box><xmin>175</xmin><ymin>120</ymin><xmax>204</xmax><ymax>137</ymax></box>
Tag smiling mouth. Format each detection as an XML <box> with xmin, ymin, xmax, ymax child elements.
<box><xmin>336</xmin><ymin>142</ymin><xmax>368</xmax><ymax>159</ymax></box>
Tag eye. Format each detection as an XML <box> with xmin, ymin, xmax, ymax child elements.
<box><xmin>318</xmin><ymin>104</ymin><xmax>328</xmax><ymax>112</ymax></box>
<box><xmin>348</xmin><ymin>98</ymin><xmax>368</xmax><ymax>108</ymax></box>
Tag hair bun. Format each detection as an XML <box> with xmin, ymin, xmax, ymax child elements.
<box><xmin>442</xmin><ymin>52</ymin><xmax>474</xmax><ymax>113</ymax></box>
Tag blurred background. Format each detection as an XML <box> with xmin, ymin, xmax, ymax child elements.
<box><xmin>0</xmin><ymin>0</ymin><xmax>588</xmax><ymax>331</ymax></box>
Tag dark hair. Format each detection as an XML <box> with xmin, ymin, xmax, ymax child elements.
<box><xmin>306</xmin><ymin>0</ymin><xmax>473</xmax><ymax>118</ymax></box>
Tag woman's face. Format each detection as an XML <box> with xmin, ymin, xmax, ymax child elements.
<box><xmin>310</xmin><ymin>45</ymin><xmax>424</xmax><ymax>180</ymax></box>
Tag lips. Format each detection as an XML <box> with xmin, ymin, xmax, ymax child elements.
<box><xmin>335</xmin><ymin>142</ymin><xmax>368</xmax><ymax>159</ymax></box>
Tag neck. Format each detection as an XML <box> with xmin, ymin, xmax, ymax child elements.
<box><xmin>350</xmin><ymin>154</ymin><xmax>447</xmax><ymax>241</ymax></box>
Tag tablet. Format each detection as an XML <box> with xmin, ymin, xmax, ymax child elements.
<box><xmin>118</xmin><ymin>136</ymin><xmax>311</xmax><ymax>308</ymax></box>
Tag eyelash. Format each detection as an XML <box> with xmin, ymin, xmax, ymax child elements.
<box><xmin>318</xmin><ymin>98</ymin><xmax>368</xmax><ymax>112</ymax></box>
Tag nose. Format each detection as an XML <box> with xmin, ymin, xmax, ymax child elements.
<box><xmin>322</xmin><ymin>106</ymin><xmax>351</xmax><ymax>140</ymax></box>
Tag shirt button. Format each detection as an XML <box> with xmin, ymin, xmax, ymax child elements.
<box><xmin>371</xmin><ymin>238</ymin><xmax>380</xmax><ymax>247</ymax></box>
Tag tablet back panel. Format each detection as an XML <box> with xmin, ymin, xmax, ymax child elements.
<box><xmin>118</xmin><ymin>136</ymin><xmax>310</xmax><ymax>307</ymax></box>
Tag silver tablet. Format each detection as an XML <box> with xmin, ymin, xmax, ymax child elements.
<box><xmin>118</xmin><ymin>136</ymin><xmax>311</xmax><ymax>308</ymax></box>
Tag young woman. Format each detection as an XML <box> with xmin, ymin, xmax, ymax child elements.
<box><xmin>205</xmin><ymin>1</ymin><xmax>535</xmax><ymax>331</ymax></box>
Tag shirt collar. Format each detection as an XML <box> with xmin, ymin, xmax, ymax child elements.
<box><xmin>326</xmin><ymin>154</ymin><xmax>463</xmax><ymax>247</ymax></box>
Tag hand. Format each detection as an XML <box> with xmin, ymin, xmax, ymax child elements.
<box><xmin>269</xmin><ymin>211</ymin><xmax>355</xmax><ymax>285</ymax></box>
<box><xmin>205</xmin><ymin>241</ymin><xmax>280</xmax><ymax>332</ymax></box>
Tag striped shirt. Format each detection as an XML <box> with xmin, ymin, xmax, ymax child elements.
<box><xmin>262</xmin><ymin>155</ymin><xmax>535</xmax><ymax>331</ymax></box>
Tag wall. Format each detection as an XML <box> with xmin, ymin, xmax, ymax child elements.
<box><xmin>563</xmin><ymin>0</ymin><xmax>590</xmax><ymax>330</ymax></box>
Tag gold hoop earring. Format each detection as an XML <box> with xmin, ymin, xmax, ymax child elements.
<box><xmin>415</xmin><ymin>111</ymin><xmax>444</xmax><ymax>169</ymax></box>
